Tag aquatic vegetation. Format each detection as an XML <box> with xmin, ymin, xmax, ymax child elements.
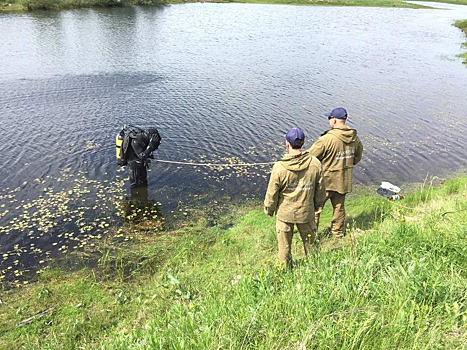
<box><xmin>168</xmin><ymin>154</ymin><xmax>274</xmax><ymax>184</ymax></box>
<box><xmin>0</xmin><ymin>151</ymin><xmax>280</xmax><ymax>288</ymax></box>
<box><xmin>0</xmin><ymin>169</ymin><xmax>129</xmax><ymax>287</ymax></box>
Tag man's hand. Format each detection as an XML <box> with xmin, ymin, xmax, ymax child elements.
<box><xmin>314</xmin><ymin>207</ymin><xmax>323</xmax><ymax>214</ymax></box>
<box><xmin>264</xmin><ymin>207</ymin><xmax>273</xmax><ymax>218</ymax></box>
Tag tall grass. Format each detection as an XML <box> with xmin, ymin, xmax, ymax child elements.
<box><xmin>0</xmin><ymin>177</ymin><xmax>466</xmax><ymax>349</ymax></box>
<box><xmin>105</xmin><ymin>179</ymin><xmax>467</xmax><ymax>349</ymax></box>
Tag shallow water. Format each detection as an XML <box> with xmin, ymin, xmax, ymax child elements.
<box><xmin>1</xmin><ymin>2</ymin><xmax>467</xmax><ymax>283</ymax></box>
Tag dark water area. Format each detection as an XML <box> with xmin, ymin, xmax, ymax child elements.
<box><xmin>1</xmin><ymin>2</ymin><xmax>467</xmax><ymax>284</ymax></box>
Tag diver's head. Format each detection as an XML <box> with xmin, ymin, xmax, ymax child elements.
<box><xmin>147</xmin><ymin>128</ymin><xmax>159</xmax><ymax>136</ymax></box>
<box><xmin>147</xmin><ymin>128</ymin><xmax>161</xmax><ymax>149</ymax></box>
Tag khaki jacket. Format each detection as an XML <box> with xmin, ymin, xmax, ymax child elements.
<box><xmin>264</xmin><ymin>151</ymin><xmax>326</xmax><ymax>224</ymax></box>
<box><xmin>310</xmin><ymin>126</ymin><xmax>363</xmax><ymax>194</ymax></box>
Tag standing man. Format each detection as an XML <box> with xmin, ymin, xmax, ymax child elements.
<box><xmin>310</xmin><ymin>107</ymin><xmax>363</xmax><ymax>238</ymax></box>
<box><xmin>264</xmin><ymin>127</ymin><xmax>326</xmax><ymax>268</ymax></box>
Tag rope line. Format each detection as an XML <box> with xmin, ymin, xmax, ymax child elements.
<box><xmin>152</xmin><ymin>159</ymin><xmax>275</xmax><ymax>167</ymax></box>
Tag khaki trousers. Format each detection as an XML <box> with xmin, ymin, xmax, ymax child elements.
<box><xmin>315</xmin><ymin>191</ymin><xmax>346</xmax><ymax>237</ymax></box>
<box><xmin>276</xmin><ymin>220</ymin><xmax>316</xmax><ymax>268</ymax></box>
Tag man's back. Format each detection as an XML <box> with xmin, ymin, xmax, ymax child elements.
<box><xmin>264</xmin><ymin>150</ymin><xmax>326</xmax><ymax>224</ymax></box>
<box><xmin>264</xmin><ymin>127</ymin><xmax>326</xmax><ymax>268</ymax></box>
<box><xmin>310</xmin><ymin>125</ymin><xmax>363</xmax><ymax>194</ymax></box>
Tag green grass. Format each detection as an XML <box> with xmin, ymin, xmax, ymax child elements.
<box><xmin>455</xmin><ymin>20</ymin><xmax>467</xmax><ymax>63</ymax></box>
<box><xmin>456</xmin><ymin>19</ymin><xmax>467</xmax><ymax>33</ymax></box>
<box><xmin>0</xmin><ymin>0</ymin><xmax>447</xmax><ymax>12</ymax></box>
<box><xmin>1</xmin><ymin>176</ymin><xmax>466</xmax><ymax>349</ymax></box>
<box><xmin>422</xmin><ymin>0</ymin><xmax>467</xmax><ymax>4</ymax></box>
<box><xmin>229</xmin><ymin>0</ymin><xmax>429</xmax><ymax>8</ymax></box>
<box><xmin>2</xmin><ymin>0</ymin><xmax>467</xmax><ymax>11</ymax></box>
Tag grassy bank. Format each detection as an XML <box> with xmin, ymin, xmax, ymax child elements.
<box><xmin>417</xmin><ymin>0</ymin><xmax>467</xmax><ymax>4</ymax></box>
<box><xmin>5</xmin><ymin>0</ymin><xmax>467</xmax><ymax>12</ymax></box>
<box><xmin>455</xmin><ymin>19</ymin><xmax>467</xmax><ymax>63</ymax></box>
<box><xmin>2</xmin><ymin>0</ymin><xmax>467</xmax><ymax>11</ymax></box>
<box><xmin>0</xmin><ymin>0</ymin><xmax>446</xmax><ymax>12</ymax></box>
<box><xmin>0</xmin><ymin>0</ymin><xmax>165</xmax><ymax>12</ymax></box>
<box><xmin>215</xmin><ymin>0</ymin><xmax>427</xmax><ymax>8</ymax></box>
<box><xmin>0</xmin><ymin>176</ymin><xmax>466</xmax><ymax>348</ymax></box>
<box><xmin>456</xmin><ymin>19</ymin><xmax>467</xmax><ymax>33</ymax></box>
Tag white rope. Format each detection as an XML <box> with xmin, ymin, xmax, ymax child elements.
<box><xmin>152</xmin><ymin>159</ymin><xmax>274</xmax><ymax>167</ymax></box>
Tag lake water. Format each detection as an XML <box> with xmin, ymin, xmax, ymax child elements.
<box><xmin>1</xmin><ymin>2</ymin><xmax>467</xmax><ymax>283</ymax></box>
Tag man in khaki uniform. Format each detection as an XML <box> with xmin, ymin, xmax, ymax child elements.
<box><xmin>264</xmin><ymin>127</ymin><xmax>326</xmax><ymax>268</ymax></box>
<box><xmin>310</xmin><ymin>107</ymin><xmax>363</xmax><ymax>238</ymax></box>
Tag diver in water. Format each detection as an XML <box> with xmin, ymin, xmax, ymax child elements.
<box><xmin>116</xmin><ymin>125</ymin><xmax>162</xmax><ymax>188</ymax></box>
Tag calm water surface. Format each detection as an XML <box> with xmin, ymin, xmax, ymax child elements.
<box><xmin>1</xmin><ymin>2</ymin><xmax>467</xmax><ymax>282</ymax></box>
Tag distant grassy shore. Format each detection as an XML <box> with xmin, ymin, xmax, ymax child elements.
<box><xmin>455</xmin><ymin>19</ymin><xmax>467</xmax><ymax>62</ymax></box>
<box><xmin>1</xmin><ymin>176</ymin><xmax>466</xmax><ymax>348</ymax></box>
<box><xmin>1</xmin><ymin>0</ymin><xmax>467</xmax><ymax>11</ymax></box>
<box><xmin>3</xmin><ymin>0</ymin><xmax>467</xmax><ymax>12</ymax></box>
<box><xmin>0</xmin><ymin>0</ymin><xmax>164</xmax><ymax>11</ymax></box>
<box><xmin>456</xmin><ymin>18</ymin><xmax>467</xmax><ymax>33</ymax></box>
<box><xmin>2</xmin><ymin>0</ymin><xmax>467</xmax><ymax>12</ymax></box>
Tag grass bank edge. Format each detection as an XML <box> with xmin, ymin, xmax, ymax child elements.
<box><xmin>455</xmin><ymin>19</ymin><xmax>467</xmax><ymax>63</ymax></box>
<box><xmin>0</xmin><ymin>175</ymin><xmax>466</xmax><ymax>349</ymax></box>
<box><xmin>1</xmin><ymin>0</ymin><xmax>454</xmax><ymax>12</ymax></box>
<box><xmin>0</xmin><ymin>0</ymin><xmax>165</xmax><ymax>12</ymax></box>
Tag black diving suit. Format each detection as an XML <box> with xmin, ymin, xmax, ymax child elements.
<box><xmin>119</xmin><ymin>127</ymin><xmax>161</xmax><ymax>188</ymax></box>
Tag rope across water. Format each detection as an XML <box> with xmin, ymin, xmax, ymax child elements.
<box><xmin>152</xmin><ymin>159</ymin><xmax>275</xmax><ymax>167</ymax></box>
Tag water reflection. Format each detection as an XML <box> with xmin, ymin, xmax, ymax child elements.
<box><xmin>120</xmin><ymin>185</ymin><xmax>165</xmax><ymax>231</ymax></box>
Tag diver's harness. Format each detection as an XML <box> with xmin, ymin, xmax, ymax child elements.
<box><xmin>116</xmin><ymin>125</ymin><xmax>162</xmax><ymax>168</ymax></box>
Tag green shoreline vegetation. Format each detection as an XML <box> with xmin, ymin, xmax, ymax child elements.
<box><xmin>0</xmin><ymin>0</ymin><xmax>164</xmax><ymax>11</ymax></box>
<box><xmin>455</xmin><ymin>19</ymin><xmax>467</xmax><ymax>62</ymax></box>
<box><xmin>0</xmin><ymin>176</ymin><xmax>466</xmax><ymax>348</ymax></box>
<box><xmin>2</xmin><ymin>0</ymin><xmax>467</xmax><ymax>12</ymax></box>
